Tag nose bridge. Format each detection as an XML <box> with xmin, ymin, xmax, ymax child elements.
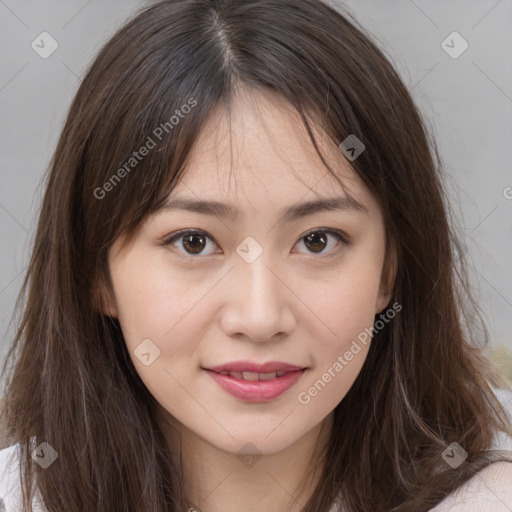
<box><xmin>221</xmin><ymin>240</ymin><xmax>294</xmax><ymax>341</ymax></box>
<box><xmin>235</xmin><ymin>234</ymin><xmax>277</xmax><ymax>296</ymax></box>
<box><xmin>237</xmin><ymin>243</ymin><xmax>282</xmax><ymax>310</ymax></box>
<box><xmin>239</xmin><ymin>254</ymin><xmax>278</xmax><ymax>304</ymax></box>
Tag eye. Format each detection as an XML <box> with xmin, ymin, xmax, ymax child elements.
<box><xmin>293</xmin><ymin>229</ymin><xmax>348</xmax><ymax>257</ymax></box>
<box><xmin>161</xmin><ymin>228</ymin><xmax>349</xmax><ymax>258</ymax></box>
<box><xmin>163</xmin><ymin>229</ymin><xmax>219</xmax><ymax>257</ymax></box>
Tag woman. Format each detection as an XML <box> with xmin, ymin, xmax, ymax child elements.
<box><xmin>1</xmin><ymin>1</ymin><xmax>511</xmax><ymax>511</ymax></box>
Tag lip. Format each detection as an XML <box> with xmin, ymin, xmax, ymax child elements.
<box><xmin>206</xmin><ymin>361</ymin><xmax>304</xmax><ymax>373</ymax></box>
<box><xmin>203</xmin><ymin>365</ymin><xmax>307</xmax><ymax>402</ymax></box>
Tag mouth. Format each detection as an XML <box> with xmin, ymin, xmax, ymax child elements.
<box><xmin>207</xmin><ymin>370</ymin><xmax>293</xmax><ymax>380</ymax></box>
<box><xmin>202</xmin><ymin>362</ymin><xmax>307</xmax><ymax>402</ymax></box>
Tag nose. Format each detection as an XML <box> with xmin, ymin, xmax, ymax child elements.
<box><xmin>220</xmin><ymin>254</ymin><xmax>296</xmax><ymax>343</ymax></box>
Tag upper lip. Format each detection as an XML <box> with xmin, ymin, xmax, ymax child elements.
<box><xmin>205</xmin><ymin>361</ymin><xmax>305</xmax><ymax>373</ymax></box>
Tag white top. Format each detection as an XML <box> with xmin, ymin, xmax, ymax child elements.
<box><xmin>427</xmin><ymin>387</ymin><xmax>512</xmax><ymax>511</ymax></box>
<box><xmin>2</xmin><ymin>390</ymin><xmax>512</xmax><ymax>512</ymax></box>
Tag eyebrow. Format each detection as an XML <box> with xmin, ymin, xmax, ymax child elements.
<box><xmin>157</xmin><ymin>195</ymin><xmax>368</xmax><ymax>222</ymax></box>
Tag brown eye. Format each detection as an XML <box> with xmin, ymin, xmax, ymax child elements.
<box><xmin>163</xmin><ymin>228</ymin><xmax>348</xmax><ymax>259</ymax></box>
<box><xmin>296</xmin><ymin>229</ymin><xmax>347</xmax><ymax>256</ymax></box>
<box><xmin>182</xmin><ymin>232</ymin><xmax>207</xmax><ymax>254</ymax></box>
<box><xmin>164</xmin><ymin>230</ymin><xmax>218</xmax><ymax>256</ymax></box>
<box><xmin>304</xmin><ymin>231</ymin><xmax>328</xmax><ymax>253</ymax></box>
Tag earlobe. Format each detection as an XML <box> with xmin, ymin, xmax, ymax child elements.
<box><xmin>376</xmin><ymin>238</ymin><xmax>398</xmax><ymax>314</ymax></box>
<box><xmin>376</xmin><ymin>288</ymin><xmax>392</xmax><ymax>315</ymax></box>
<box><xmin>102</xmin><ymin>292</ymin><xmax>118</xmax><ymax>318</ymax></box>
<box><xmin>93</xmin><ymin>279</ymin><xmax>118</xmax><ymax>318</ymax></box>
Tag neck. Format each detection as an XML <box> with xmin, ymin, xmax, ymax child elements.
<box><xmin>156</xmin><ymin>407</ymin><xmax>333</xmax><ymax>512</ymax></box>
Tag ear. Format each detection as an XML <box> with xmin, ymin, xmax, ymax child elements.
<box><xmin>93</xmin><ymin>276</ymin><xmax>119</xmax><ymax>319</ymax></box>
<box><xmin>375</xmin><ymin>236</ymin><xmax>398</xmax><ymax>315</ymax></box>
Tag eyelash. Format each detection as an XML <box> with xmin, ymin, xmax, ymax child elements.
<box><xmin>161</xmin><ymin>228</ymin><xmax>349</xmax><ymax>259</ymax></box>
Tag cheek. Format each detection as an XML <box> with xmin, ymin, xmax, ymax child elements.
<box><xmin>307</xmin><ymin>287</ymin><xmax>375</xmax><ymax>400</ymax></box>
<box><xmin>109</xmin><ymin>253</ymin><xmax>203</xmax><ymax>358</ymax></box>
<box><xmin>297</xmin><ymin>286</ymin><xmax>376</xmax><ymax>411</ymax></box>
<box><xmin>310</xmin><ymin>266</ymin><xmax>382</xmax><ymax>350</ymax></box>
<box><xmin>299</xmin><ymin>251</ymin><xmax>383</xmax><ymax>407</ymax></box>
<box><xmin>109</xmin><ymin>256</ymin><xmax>204</xmax><ymax>412</ymax></box>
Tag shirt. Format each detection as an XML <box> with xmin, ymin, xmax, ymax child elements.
<box><xmin>2</xmin><ymin>389</ymin><xmax>512</xmax><ymax>512</ymax></box>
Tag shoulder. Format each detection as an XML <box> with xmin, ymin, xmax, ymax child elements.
<box><xmin>0</xmin><ymin>444</ymin><xmax>47</xmax><ymax>512</ymax></box>
<box><xmin>430</xmin><ymin>460</ymin><xmax>512</xmax><ymax>511</ymax></box>
<box><xmin>329</xmin><ymin>462</ymin><xmax>512</xmax><ymax>512</ymax></box>
<box><xmin>0</xmin><ymin>444</ymin><xmax>22</xmax><ymax>512</ymax></box>
<box><xmin>430</xmin><ymin>387</ymin><xmax>512</xmax><ymax>511</ymax></box>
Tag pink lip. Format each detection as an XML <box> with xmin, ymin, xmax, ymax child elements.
<box><xmin>204</xmin><ymin>367</ymin><xmax>306</xmax><ymax>402</ymax></box>
<box><xmin>206</xmin><ymin>361</ymin><xmax>304</xmax><ymax>373</ymax></box>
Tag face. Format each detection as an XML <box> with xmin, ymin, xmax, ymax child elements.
<box><xmin>105</xmin><ymin>88</ymin><xmax>396</xmax><ymax>457</ymax></box>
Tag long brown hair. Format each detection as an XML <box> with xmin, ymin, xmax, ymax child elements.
<box><xmin>1</xmin><ymin>1</ymin><xmax>511</xmax><ymax>511</ymax></box>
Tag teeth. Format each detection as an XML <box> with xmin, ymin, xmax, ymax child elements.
<box><xmin>219</xmin><ymin>371</ymin><xmax>283</xmax><ymax>380</ymax></box>
<box><xmin>241</xmin><ymin>371</ymin><xmax>260</xmax><ymax>381</ymax></box>
<box><xmin>215</xmin><ymin>370</ymin><xmax>299</xmax><ymax>380</ymax></box>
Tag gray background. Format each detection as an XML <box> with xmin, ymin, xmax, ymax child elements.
<box><xmin>1</xmin><ymin>1</ymin><xmax>511</xmax><ymax>389</ymax></box>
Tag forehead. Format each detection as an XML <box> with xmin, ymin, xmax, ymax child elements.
<box><xmin>170</xmin><ymin>88</ymin><xmax>377</xmax><ymax>217</ymax></box>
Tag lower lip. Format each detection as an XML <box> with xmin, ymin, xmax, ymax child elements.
<box><xmin>205</xmin><ymin>369</ymin><xmax>306</xmax><ymax>402</ymax></box>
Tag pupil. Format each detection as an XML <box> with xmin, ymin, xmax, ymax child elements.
<box><xmin>183</xmin><ymin>233</ymin><xmax>205</xmax><ymax>254</ymax></box>
<box><xmin>305</xmin><ymin>232</ymin><xmax>327</xmax><ymax>253</ymax></box>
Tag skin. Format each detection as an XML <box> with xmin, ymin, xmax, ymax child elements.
<box><xmin>104</xmin><ymin>87</ymin><xmax>396</xmax><ymax>512</ymax></box>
